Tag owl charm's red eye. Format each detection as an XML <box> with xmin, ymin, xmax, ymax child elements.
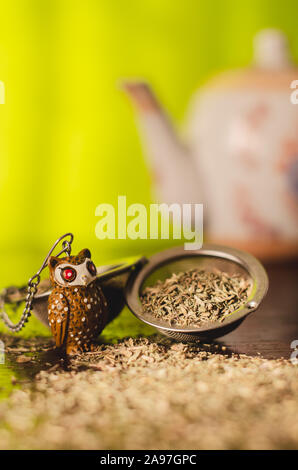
<box><xmin>61</xmin><ymin>267</ymin><xmax>76</xmax><ymax>282</ymax></box>
<box><xmin>87</xmin><ymin>261</ymin><xmax>97</xmax><ymax>276</ymax></box>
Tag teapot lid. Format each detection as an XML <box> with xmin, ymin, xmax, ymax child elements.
<box><xmin>254</xmin><ymin>29</ymin><xmax>292</xmax><ymax>70</ymax></box>
<box><xmin>203</xmin><ymin>29</ymin><xmax>296</xmax><ymax>91</ymax></box>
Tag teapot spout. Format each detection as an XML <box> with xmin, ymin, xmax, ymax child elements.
<box><xmin>122</xmin><ymin>80</ymin><xmax>199</xmax><ymax>205</ymax></box>
<box><xmin>122</xmin><ymin>80</ymin><xmax>162</xmax><ymax>114</ymax></box>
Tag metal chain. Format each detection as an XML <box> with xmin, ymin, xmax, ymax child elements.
<box><xmin>0</xmin><ymin>233</ymin><xmax>74</xmax><ymax>332</ymax></box>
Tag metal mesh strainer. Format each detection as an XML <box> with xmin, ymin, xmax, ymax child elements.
<box><xmin>124</xmin><ymin>244</ymin><xmax>269</xmax><ymax>341</ymax></box>
<box><xmin>4</xmin><ymin>245</ymin><xmax>268</xmax><ymax>343</ymax></box>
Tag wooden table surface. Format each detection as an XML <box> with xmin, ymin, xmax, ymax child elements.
<box><xmin>221</xmin><ymin>259</ymin><xmax>298</xmax><ymax>359</ymax></box>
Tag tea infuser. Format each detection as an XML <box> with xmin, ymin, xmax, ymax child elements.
<box><xmin>0</xmin><ymin>233</ymin><xmax>147</xmax><ymax>355</ymax></box>
<box><xmin>124</xmin><ymin>245</ymin><xmax>269</xmax><ymax>342</ymax></box>
<box><xmin>0</xmin><ymin>236</ymin><xmax>268</xmax><ymax>344</ymax></box>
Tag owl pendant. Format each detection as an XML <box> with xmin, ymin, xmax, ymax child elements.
<box><xmin>47</xmin><ymin>248</ymin><xmax>108</xmax><ymax>355</ymax></box>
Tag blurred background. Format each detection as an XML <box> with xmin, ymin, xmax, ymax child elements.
<box><xmin>0</xmin><ymin>0</ymin><xmax>297</xmax><ymax>309</ymax></box>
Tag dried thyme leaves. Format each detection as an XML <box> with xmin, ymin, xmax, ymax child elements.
<box><xmin>1</xmin><ymin>336</ymin><xmax>298</xmax><ymax>450</ymax></box>
<box><xmin>140</xmin><ymin>269</ymin><xmax>252</xmax><ymax>327</ymax></box>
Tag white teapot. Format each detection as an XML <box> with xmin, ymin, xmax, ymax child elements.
<box><xmin>123</xmin><ymin>30</ymin><xmax>298</xmax><ymax>260</ymax></box>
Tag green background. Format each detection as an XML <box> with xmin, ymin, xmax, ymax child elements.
<box><xmin>0</xmin><ymin>0</ymin><xmax>298</xmax><ymax>338</ymax></box>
